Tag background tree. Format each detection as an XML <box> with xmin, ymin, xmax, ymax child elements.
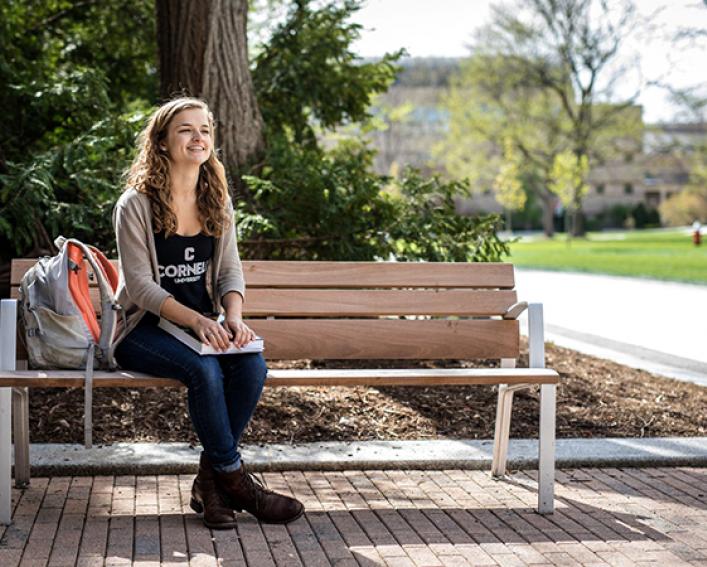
<box><xmin>439</xmin><ymin>0</ymin><xmax>643</xmax><ymax>236</ymax></box>
<box><xmin>493</xmin><ymin>139</ymin><xmax>526</xmax><ymax>233</ymax></box>
<box><xmin>156</xmin><ymin>0</ymin><xmax>265</xmax><ymax>176</ymax></box>
<box><xmin>0</xmin><ymin>0</ymin><xmax>510</xmax><ymax>298</ymax></box>
<box><xmin>549</xmin><ymin>150</ymin><xmax>590</xmax><ymax>237</ymax></box>
<box><xmin>437</xmin><ymin>54</ymin><xmax>568</xmax><ymax>236</ymax></box>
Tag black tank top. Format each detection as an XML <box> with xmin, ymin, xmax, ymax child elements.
<box><xmin>153</xmin><ymin>230</ymin><xmax>214</xmax><ymax>316</ymax></box>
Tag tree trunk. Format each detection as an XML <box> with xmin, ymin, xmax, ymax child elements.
<box><xmin>505</xmin><ymin>208</ymin><xmax>512</xmax><ymax>234</ymax></box>
<box><xmin>156</xmin><ymin>0</ymin><xmax>265</xmax><ymax>178</ymax></box>
<box><xmin>571</xmin><ymin>206</ymin><xmax>585</xmax><ymax>237</ymax></box>
<box><xmin>539</xmin><ymin>192</ymin><xmax>555</xmax><ymax>237</ymax></box>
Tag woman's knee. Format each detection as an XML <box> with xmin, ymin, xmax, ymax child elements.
<box><xmin>225</xmin><ymin>353</ymin><xmax>268</xmax><ymax>385</ymax></box>
<box><xmin>189</xmin><ymin>358</ymin><xmax>226</xmax><ymax>392</ymax></box>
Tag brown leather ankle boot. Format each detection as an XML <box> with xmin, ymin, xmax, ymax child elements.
<box><xmin>190</xmin><ymin>452</ymin><xmax>237</xmax><ymax>529</ymax></box>
<box><xmin>214</xmin><ymin>462</ymin><xmax>304</xmax><ymax>524</ymax></box>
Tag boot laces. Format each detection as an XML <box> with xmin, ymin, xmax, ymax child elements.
<box><xmin>241</xmin><ymin>469</ymin><xmax>275</xmax><ymax>509</ymax></box>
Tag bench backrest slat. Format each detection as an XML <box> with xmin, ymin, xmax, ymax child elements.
<box><xmin>10</xmin><ymin>287</ymin><xmax>518</xmax><ymax>317</ymax></box>
<box><xmin>250</xmin><ymin>319</ymin><xmax>519</xmax><ymax>359</ymax></box>
<box><xmin>11</xmin><ymin>259</ymin><xmax>521</xmax><ymax>360</ymax></box>
<box><xmin>11</xmin><ymin>259</ymin><xmax>516</xmax><ymax>289</ymax></box>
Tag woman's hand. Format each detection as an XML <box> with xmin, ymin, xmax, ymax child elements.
<box><xmin>223</xmin><ymin>315</ymin><xmax>257</xmax><ymax>348</ymax></box>
<box><xmin>190</xmin><ymin>314</ymin><xmax>232</xmax><ymax>352</ymax></box>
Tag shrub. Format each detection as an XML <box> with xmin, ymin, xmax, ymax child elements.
<box><xmin>660</xmin><ymin>191</ymin><xmax>707</xmax><ymax>226</ymax></box>
<box><xmin>240</xmin><ymin>137</ymin><xmax>509</xmax><ymax>262</ymax></box>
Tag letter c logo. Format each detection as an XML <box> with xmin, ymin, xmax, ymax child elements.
<box><xmin>185</xmin><ymin>247</ymin><xmax>195</xmax><ymax>261</ymax></box>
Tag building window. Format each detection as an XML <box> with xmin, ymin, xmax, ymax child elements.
<box><xmin>624</xmin><ymin>183</ymin><xmax>634</xmax><ymax>195</ymax></box>
<box><xmin>596</xmin><ymin>184</ymin><xmax>605</xmax><ymax>195</ymax></box>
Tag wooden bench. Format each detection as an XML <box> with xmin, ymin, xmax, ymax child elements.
<box><xmin>0</xmin><ymin>260</ymin><xmax>560</xmax><ymax>524</ymax></box>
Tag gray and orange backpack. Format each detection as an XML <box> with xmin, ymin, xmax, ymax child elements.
<box><xmin>17</xmin><ymin>236</ymin><xmax>122</xmax><ymax>448</ymax></box>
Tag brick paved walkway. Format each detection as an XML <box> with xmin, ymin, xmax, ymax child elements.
<box><xmin>0</xmin><ymin>467</ymin><xmax>705</xmax><ymax>566</ymax></box>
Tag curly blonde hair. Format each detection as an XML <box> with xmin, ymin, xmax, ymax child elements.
<box><xmin>124</xmin><ymin>97</ymin><xmax>230</xmax><ymax>238</ymax></box>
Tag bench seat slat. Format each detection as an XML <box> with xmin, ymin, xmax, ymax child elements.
<box><xmin>0</xmin><ymin>368</ymin><xmax>559</xmax><ymax>388</ymax></box>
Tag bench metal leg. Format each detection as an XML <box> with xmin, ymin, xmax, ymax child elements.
<box><xmin>1</xmin><ymin>299</ymin><xmax>18</xmax><ymax>525</ymax></box>
<box><xmin>492</xmin><ymin>358</ymin><xmax>516</xmax><ymax>477</ymax></box>
<box><xmin>538</xmin><ymin>383</ymin><xmax>556</xmax><ymax>514</ymax></box>
<box><xmin>0</xmin><ymin>388</ymin><xmax>10</xmax><ymax>525</ymax></box>
<box><xmin>529</xmin><ymin>302</ymin><xmax>555</xmax><ymax>514</ymax></box>
<box><xmin>12</xmin><ymin>387</ymin><xmax>30</xmax><ymax>488</ymax></box>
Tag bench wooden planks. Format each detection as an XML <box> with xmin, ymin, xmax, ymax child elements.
<box><xmin>11</xmin><ymin>260</ymin><xmax>516</xmax><ymax>289</ymax></box>
<box><xmin>0</xmin><ymin>368</ymin><xmax>560</xmax><ymax>388</ymax></box>
<box><xmin>248</xmin><ymin>319</ymin><xmax>520</xmax><ymax>359</ymax></box>
<box><xmin>10</xmin><ymin>258</ymin><xmax>523</xmax><ymax>360</ymax></box>
<box><xmin>10</xmin><ymin>287</ymin><xmax>519</xmax><ymax>317</ymax></box>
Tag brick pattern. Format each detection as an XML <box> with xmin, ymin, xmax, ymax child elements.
<box><xmin>0</xmin><ymin>467</ymin><xmax>705</xmax><ymax>566</ymax></box>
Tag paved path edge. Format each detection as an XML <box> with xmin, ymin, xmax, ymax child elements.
<box><xmin>11</xmin><ymin>437</ymin><xmax>707</xmax><ymax>477</ymax></box>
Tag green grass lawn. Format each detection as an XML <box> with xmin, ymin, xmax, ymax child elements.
<box><xmin>507</xmin><ymin>228</ymin><xmax>707</xmax><ymax>284</ymax></box>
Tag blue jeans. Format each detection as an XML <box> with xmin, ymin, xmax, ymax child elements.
<box><xmin>114</xmin><ymin>318</ymin><xmax>267</xmax><ymax>473</ymax></box>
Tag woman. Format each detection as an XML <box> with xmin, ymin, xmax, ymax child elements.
<box><xmin>112</xmin><ymin>97</ymin><xmax>303</xmax><ymax>528</ymax></box>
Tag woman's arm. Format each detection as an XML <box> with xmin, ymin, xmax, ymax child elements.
<box><xmin>113</xmin><ymin>194</ymin><xmax>172</xmax><ymax>316</ymax></box>
<box><xmin>222</xmin><ymin>291</ymin><xmax>256</xmax><ymax>348</ymax></box>
<box><xmin>216</xmin><ymin>199</ymin><xmax>246</xmax><ymax>304</ymax></box>
<box><xmin>160</xmin><ymin>296</ymin><xmax>232</xmax><ymax>351</ymax></box>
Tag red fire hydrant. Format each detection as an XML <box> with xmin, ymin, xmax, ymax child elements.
<box><xmin>693</xmin><ymin>221</ymin><xmax>702</xmax><ymax>246</ymax></box>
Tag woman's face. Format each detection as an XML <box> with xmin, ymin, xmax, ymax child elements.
<box><xmin>161</xmin><ymin>107</ymin><xmax>212</xmax><ymax>167</ymax></box>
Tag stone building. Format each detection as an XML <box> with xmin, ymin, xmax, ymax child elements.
<box><xmin>367</xmin><ymin>58</ymin><xmax>706</xmax><ymax>224</ymax></box>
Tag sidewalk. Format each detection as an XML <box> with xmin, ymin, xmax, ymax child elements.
<box><xmin>2</xmin><ymin>467</ymin><xmax>705</xmax><ymax>566</ymax></box>
<box><xmin>515</xmin><ymin>269</ymin><xmax>707</xmax><ymax>386</ymax></box>
<box><xmin>16</xmin><ymin>438</ymin><xmax>707</xmax><ymax>476</ymax></box>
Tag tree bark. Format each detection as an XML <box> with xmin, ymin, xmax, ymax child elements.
<box><xmin>539</xmin><ymin>193</ymin><xmax>556</xmax><ymax>237</ymax></box>
<box><xmin>156</xmin><ymin>0</ymin><xmax>265</xmax><ymax>177</ymax></box>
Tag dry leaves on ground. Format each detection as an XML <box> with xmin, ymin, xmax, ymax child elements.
<box><xmin>27</xmin><ymin>339</ymin><xmax>706</xmax><ymax>445</ymax></box>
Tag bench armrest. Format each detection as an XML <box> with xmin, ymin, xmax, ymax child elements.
<box><xmin>503</xmin><ymin>301</ymin><xmax>528</xmax><ymax>320</ymax></box>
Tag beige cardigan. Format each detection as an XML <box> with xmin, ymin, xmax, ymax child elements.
<box><xmin>111</xmin><ymin>188</ymin><xmax>246</xmax><ymax>355</ymax></box>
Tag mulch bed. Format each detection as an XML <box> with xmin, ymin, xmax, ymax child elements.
<box><xmin>27</xmin><ymin>338</ymin><xmax>706</xmax><ymax>445</ymax></box>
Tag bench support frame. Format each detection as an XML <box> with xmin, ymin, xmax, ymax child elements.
<box><xmin>1</xmin><ymin>299</ymin><xmax>17</xmax><ymax>525</ymax></box>
<box><xmin>491</xmin><ymin>302</ymin><xmax>555</xmax><ymax>514</ymax></box>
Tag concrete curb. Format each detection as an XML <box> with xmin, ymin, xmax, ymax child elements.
<box><xmin>12</xmin><ymin>437</ymin><xmax>707</xmax><ymax>477</ymax></box>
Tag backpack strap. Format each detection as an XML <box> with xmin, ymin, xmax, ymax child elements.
<box><xmin>55</xmin><ymin>236</ymin><xmax>118</xmax><ymax>448</ymax></box>
<box><xmin>84</xmin><ymin>343</ymin><xmax>95</xmax><ymax>449</ymax></box>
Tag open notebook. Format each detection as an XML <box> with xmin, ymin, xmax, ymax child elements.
<box><xmin>158</xmin><ymin>316</ymin><xmax>264</xmax><ymax>355</ymax></box>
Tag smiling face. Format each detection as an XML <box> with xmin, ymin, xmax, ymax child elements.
<box><xmin>160</xmin><ymin>107</ymin><xmax>213</xmax><ymax>167</ymax></box>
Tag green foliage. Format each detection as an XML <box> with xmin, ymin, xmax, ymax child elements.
<box><xmin>493</xmin><ymin>139</ymin><xmax>526</xmax><ymax>211</ymax></box>
<box><xmin>2</xmin><ymin>0</ymin><xmax>507</xmax><ymax>269</ymax></box>
<box><xmin>253</xmin><ymin>0</ymin><xmax>403</xmax><ymax>146</ymax></box>
<box><xmin>0</xmin><ymin>0</ymin><xmax>155</xmax><ymax>261</ymax></box>
<box><xmin>549</xmin><ymin>151</ymin><xmax>589</xmax><ymax>210</ymax></box>
<box><xmin>387</xmin><ymin>169</ymin><xmax>509</xmax><ymax>262</ymax></box>
<box><xmin>239</xmin><ymin>136</ymin><xmax>508</xmax><ymax>262</ymax></box>
<box><xmin>240</xmin><ymin>136</ymin><xmax>395</xmax><ymax>260</ymax></box>
<box><xmin>0</xmin><ymin>111</ymin><xmax>147</xmax><ymax>256</ymax></box>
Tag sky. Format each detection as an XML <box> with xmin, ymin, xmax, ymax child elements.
<box><xmin>349</xmin><ymin>0</ymin><xmax>707</xmax><ymax>123</ymax></box>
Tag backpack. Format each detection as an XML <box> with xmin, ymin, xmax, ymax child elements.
<box><xmin>18</xmin><ymin>236</ymin><xmax>122</xmax><ymax>448</ymax></box>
